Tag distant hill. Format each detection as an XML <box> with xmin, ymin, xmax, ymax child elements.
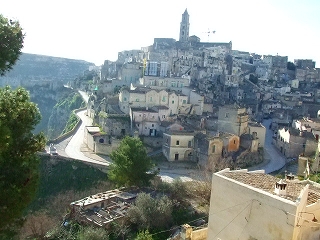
<box><xmin>0</xmin><ymin>53</ymin><xmax>95</xmax><ymax>84</ymax></box>
<box><xmin>0</xmin><ymin>53</ymin><xmax>95</xmax><ymax>136</ymax></box>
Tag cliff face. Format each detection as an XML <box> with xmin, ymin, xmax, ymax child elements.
<box><xmin>0</xmin><ymin>53</ymin><xmax>93</xmax><ymax>138</ymax></box>
<box><xmin>28</xmin><ymin>85</ymin><xmax>83</xmax><ymax>139</ymax></box>
<box><xmin>47</xmin><ymin>91</ymin><xmax>83</xmax><ymax>139</ymax></box>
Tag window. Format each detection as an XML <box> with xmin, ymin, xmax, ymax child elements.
<box><xmin>124</xmin><ymin>97</ymin><xmax>127</xmax><ymax>101</ymax></box>
<box><xmin>137</xmin><ymin>124</ymin><xmax>140</xmax><ymax>127</ymax></box>
<box><xmin>234</xmin><ymin>140</ymin><xmax>236</xmax><ymax>144</ymax></box>
<box><xmin>183</xmin><ymin>100</ymin><xmax>187</xmax><ymax>104</ymax></box>
<box><xmin>225</xmin><ymin>113</ymin><xmax>229</xmax><ymax>118</ymax></box>
<box><xmin>136</xmin><ymin>99</ymin><xmax>139</xmax><ymax>102</ymax></box>
<box><xmin>212</xmin><ymin>145</ymin><xmax>216</xmax><ymax>153</ymax></box>
<box><xmin>171</xmin><ymin>82</ymin><xmax>176</xmax><ymax>87</ymax></box>
<box><xmin>176</xmin><ymin>140</ymin><xmax>180</xmax><ymax>145</ymax></box>
<box><xmin>172</xmin><ymin>100</ymin><xmax>175</xmax><ymax>104</ymax></box>
<box><xmin>162</xmin><ymin>96</ymin><xmax>166</xmax><ymax>102</ymax></box>
<box><xmin>150</xmin><ymin>97</ymin><xmax>153</xmax><ymax>102</ymax></box>
<box><xmin>162</xmin><ymin>115</ymin><xmax>166</xmax><ymax>118</ymax></box>
<box><xmin>152</xmin><ymin>124</ymin><xmax>154</xmax><ymax>127</ymax></box>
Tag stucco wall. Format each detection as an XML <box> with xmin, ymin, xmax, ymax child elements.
<box><xmin>191</xmin><ymin>228</ymin><xmax>207</xmax><ymax>240</ymax></box>
<box><xmin>207</xmin><ymin>171</ymin><xmax>297</xmax><ymax>240</ymax></box>
<box><xmin>249</xmin><ymin>124</ymin><xmax>266</xmax><ymax>148</ymax></box>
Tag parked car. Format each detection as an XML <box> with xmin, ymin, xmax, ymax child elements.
<box><xmin>49</xmin><ymin>143</ymin><xmax>58</xmax><ymax>156</ymax></box>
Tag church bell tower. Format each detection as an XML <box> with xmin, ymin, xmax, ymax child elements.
<box><xmin>179</xmin><ymin>9</ymin><xmax>190</xmax><ymax>42</ymax></box>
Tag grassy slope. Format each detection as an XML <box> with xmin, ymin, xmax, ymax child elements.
<box><xmin>28</xmin><ymin>155</ymin><xmax>108</xmax><ymax>211</ymax></box>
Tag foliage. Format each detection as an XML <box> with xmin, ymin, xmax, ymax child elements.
<box><xmin>135</xmin><ymin>230</ymin><xmax>153</xmax><ymax>240</ymax></box>
<box><xmin>54</xmin><ymin>92</ymin><xmax>83</xmax><ymax>110</ymax></box>
<box><xmin>109</xmin><ymin>219</ymin><xmax>131</xmax><ymax>240</ymax></box>
<box><xmin>170</xmin><ymin>179</ymin><xmax>188</xmax><ymax>201</ymax></box>
<box><xmin>48</xmin><ymin>92</ymin><xmax>83</xmax><ymax>139</ymax></box>
<box><xmin>113</xmin><ymin>85</ymin><xmax>122</xmax><ymax>94</ymax></box>
<box><xmin>46</xmin><ymin>220</ymin><xmax>81</xmax><ymax>240</ymax></box>
<box><xmin>108</xmin><ymin>136</ymin><xmax>156</xmax><ymax>187</ymax></box>
<box><xmin>0</xmin><ymin>86</ymin><xmax>46</xmax><ymax>231</ymax></box>
<box><xmin>47</xmin><ymin>223</ymin><xmax>109</xmax><ymax>240</ymax></box>
<box><xmin>77</xmin><ymin>226</ymin><xmax>109</xmax><ymax>240</ymax></box>
<box><xmin>128</xmin><ymin>193</ymin><xmax>173</xmax><ymax>230</ymax></box>
<box><xmin>28</xmin><ymin>156</ymin><xmax>109</xmax><ymax>211</ymax></box>
<box><xmin>287</xmin><ymin>61</ymin><xmax>296</xmax><ymax>71</ymax></box>
<box><xmin>0</xmin><ymin>14</ymin><xmax>24</xmax><ymax>76</ymax></box>
<box><xmin>62</xmin><ymin>112</ymin><xmax>79</xmax><ymax>134</ymax></box>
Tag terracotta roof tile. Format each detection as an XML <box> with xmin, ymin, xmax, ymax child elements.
<box><xmin>219</xmin><ymin>171</ymin><xmax>320</xmax><ymax>205</ymax></box>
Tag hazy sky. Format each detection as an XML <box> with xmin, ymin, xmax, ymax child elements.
<box><xmin>1</xmin><ymin>0</ymin><xmax>319</xmax><ymax>67</ymax></box>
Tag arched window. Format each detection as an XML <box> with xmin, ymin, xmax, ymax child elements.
<box><xmin>212</xmin><ymin>145</ymin><xmax>216</xmax><ymax>153</ymax></box>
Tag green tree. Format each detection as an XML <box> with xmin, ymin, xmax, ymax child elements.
<box><xmin>249</xmin><ymin>74</ymin><xmax>258</xmax><ymax>84</ymax></box>
<box><xmin>287</xmin><ymin>61</ymin><xmax>296</xmax><ymax>71</ymax></box>
<box><xmin>108</xmin><ymin>136</ymin><xmax>156</xmax><ymax>187</ymax></box>
<box><xmin>135</xmin><ymin>230</ymin><xmax>153</xmax><ymax>240</ymax></box>
<box><xmin>128</xmin><ymin>193</ymin><xmax>173</xmax><ymax>230</ymax></box>
<box><xmin>77</xmin><ymin>226</ymin><xmax>109</xmax><ymax>240</ymax></box>
<box><xmin>0</xmin><ymin>86</ymin><xmax>46</xmax><ymax>230</ymax></box>
<box><xmin>0</xmin><ymin>14</ymin><xmax>24</xmax><ymax>76</ymax></box>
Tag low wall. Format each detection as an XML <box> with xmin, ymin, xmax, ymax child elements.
<box><xmin>191</xmin><ymin>228</ymin><xmax>207</xmax><ymax>240</ymax></box>
<box><xmin>38</xmin><ymin>152</ymin><xmax>109</xmax><ymax>172</ymax></box>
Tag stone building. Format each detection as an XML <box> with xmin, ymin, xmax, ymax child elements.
<box><xmin>294</xmin><ymin>59</ymin><xmax>316</xmax><ymax>69</ymax></box>
<box><xmin>248</xmin><ymin>121</ymin><xmax>266</xmax><ymax>148</ymax></box>
<box><xmin>218</xmin><ymin>104</ymin><xmax>249</xmax><ymax>136</ymax></box>
<box><xmin>162</xmin><ymin>129</ymin><xmax>194</xmax><ymax>161</ymax></box>
<box><xmin>118</xmin><ymin>62</ymin><xmax>142</xmax><ymax>85</ymax></box>
<box><xmin>275</xmin><ymin>127</ymin><xmax>318</xmax><ymax>158</ymax></box>
<box><xmin>119</xmin><ymin>87</ymin><xmax>192</xmax><ymax>116</ymax></box>
<box><xmin>179</xmin><ymin>9</ymin><xmax>189</xmax><ymax>42</ymax></box>
<box><xmin>194</xmin><ymin>132</ymin><xmax>224</xmax><ymax>167</ymax></box>
<box><xmin>130</xmin><ymin>107</ymin><xmax>164</xmax><ymax>136</ymax></box>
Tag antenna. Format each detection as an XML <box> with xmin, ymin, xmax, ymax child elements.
<box><xmin>203</xmin><ymin>29</ymin><xmax>216</xmax><ymax>42</ymax></box>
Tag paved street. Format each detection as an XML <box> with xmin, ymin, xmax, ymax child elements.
<box><xmin>64</xmin><ymin>109</ymin><xmax>110</xmax><ymax>166</ymax></box>
<box><xmin>249</xmin><ymin>119</ymin><xmax>286</xmax><ymax>173</ymax></box>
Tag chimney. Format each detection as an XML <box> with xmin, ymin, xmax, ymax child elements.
<box><xmin>275</xmin><ymin>179</ymin><xmax>287</xmax><ymax>196</ymax></box>
<box><xmin>286</xmin><ymin>172</ymin><xmax>295</xmax><ymax>181</ymax></box>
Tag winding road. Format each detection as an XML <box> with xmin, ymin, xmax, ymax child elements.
<box><xmin>249</xmin><ymin>119</ymin><xmax>286</xmax><ymax>173</ymax></box>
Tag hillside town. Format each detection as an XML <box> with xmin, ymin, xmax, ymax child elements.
<box><xmin>3</xmin><ymin>7</ymin><xmax>320</xmax><ymax>240</ymax></box>
<box><xmin>76</xmin><ymin>9</ymin><xmax>320</xmax><ymax>172</ymax></box>
<box><xmin>57</xmin><ymin>9</ymin><xmax>320</xmax><ymax>239</ymax></box>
